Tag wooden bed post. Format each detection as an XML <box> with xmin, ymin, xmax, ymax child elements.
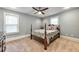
<box><xmin>30</xmin><ymin>24</ymin><xmax>32</xmax><ymax>39</ymax></box>
<box><xmin>44</xmin><ymin>24</ymin><xmax>47</xmax><ymax>50</ymax></box>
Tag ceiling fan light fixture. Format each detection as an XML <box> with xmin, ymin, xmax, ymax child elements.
<box><xmin>32</xmin><ymin>7</ymin><xmax>48</xmax><ymax>15</ymax></box>
<box><xmin>38</xmin><ymin>11</ymin><xmax>42</xmax><ymax>14</ymax></box>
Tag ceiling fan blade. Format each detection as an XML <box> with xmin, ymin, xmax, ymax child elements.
<box><xmin>41</xmin><ymin>11</ymin><xmax>45</xmax><ymax>14</ymax></box>
<box><xmin>41</xmin><ymin>8</ymin><xmax>48</xmax><ymax>11</ymax></box>
<box><xmin>32</xmin><ymin>7</ymin><xmax>39</xmax><ymax>11</ymax></box>
<box><xmin>34</xmin><ymin>12</ymin><xmax>38</xmax><ymax>14</ymax></box>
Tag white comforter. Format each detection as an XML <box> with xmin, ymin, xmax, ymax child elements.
<box><xmin>32</xmin><ymin>29</ymin><xmax>59</xmax><ymax>44</ymax></box>
<box><xmin>34</xmin><ymin>29</ymin><xmax>57</xmax><ymax>34</ymax></box>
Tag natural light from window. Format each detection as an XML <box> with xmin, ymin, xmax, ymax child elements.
<box><xmin>50</xmin><ymin>17</ymin><xmax>58</xmax><ymax>25</ymax></box>
<box><xmin>4</xmin><ymin>13</ymin><xmax>19</xmax><ymax>34</ymax></box>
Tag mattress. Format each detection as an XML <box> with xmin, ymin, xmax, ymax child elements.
<box><xmin>32</xmin><ymin>29</ymin><xmax>59</xmax><ymax>44</ymax></box>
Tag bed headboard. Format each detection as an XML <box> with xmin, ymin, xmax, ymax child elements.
<box><xmin>47</xmin><ymin>24</ymin><xmax>60</xmax><ymax>31</ymax></box>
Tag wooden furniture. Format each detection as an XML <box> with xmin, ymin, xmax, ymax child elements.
<box><xmin>30</xmin><ymin>24</ymin><xmax>60</xmax><ymax>50</ymax></box>
<box><xmin>0</xmin><ymin>33</ymin><xmax>6</xmax><ymax>52</ymax></box>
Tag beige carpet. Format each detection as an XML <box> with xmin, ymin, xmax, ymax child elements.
<box><xmin>6</xmin><ymin>37</ymin><xmax>79</xmax><ymax>52</ymax></box>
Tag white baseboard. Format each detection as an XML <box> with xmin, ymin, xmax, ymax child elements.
<box><xmin>6</xmin><ymin>34</ymin><xmax>30</xmax><ymax>42</ymax></box>
<box><xmin>6</xmin><ymin>34</ymin><xmax>79</xmax><ymax>43</ymax></box>
<box><xmin>61</xmin><ymin>35</ymin><xmax>79</xmax><ymax>42</ymax></box>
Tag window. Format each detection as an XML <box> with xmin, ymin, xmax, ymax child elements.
<box><xmin>50</xmin><ymin>17</ymin><xmax>58</xmax><ymax>25</ymax></box>
<box><xmin>4</xmin><ymin>13</ymin><xmax>19</xmax><ymax>34</ymax></box>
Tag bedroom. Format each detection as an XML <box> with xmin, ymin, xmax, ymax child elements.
<box><xmin>0</xmin><ymin>7</ymin><xmax>79</xmax><ymax>52</ymax></box>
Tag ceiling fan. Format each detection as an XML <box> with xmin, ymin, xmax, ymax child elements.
<box><xmin>32</xmin><ymin>7</ymin><xmax>48</xmax><ymax>15</ymax></box>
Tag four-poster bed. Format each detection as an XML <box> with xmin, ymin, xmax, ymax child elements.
<box><xmin>30</xmin><ymin>24</ymin><xmax>60</xmax><ymax>50</ymax></box>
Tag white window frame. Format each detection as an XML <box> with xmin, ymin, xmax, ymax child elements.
<box><xmin>4</xmin><ymin>12</ymin><xmax>19</xmax><ymax>34</ymax></box>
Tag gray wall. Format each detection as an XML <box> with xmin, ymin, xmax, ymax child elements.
<box><xmin>0</xmin><ymin>8</ymin><xmax>42</xmax><ymax>38</ymax></box>
<box><xmin>43</xmin><ymin>8</ymin><xmax>79</xmax><ymax>38</ymax></box>
<box><xmin>59</xmin><ymin>8</ymin><xmax>79</xmax><ymax>38</ymax></box>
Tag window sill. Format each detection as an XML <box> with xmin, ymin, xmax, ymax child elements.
<box><xmin>6</xmin><ymin>32</ymin><xmax>19</xmax><ymax>35</ymax></box>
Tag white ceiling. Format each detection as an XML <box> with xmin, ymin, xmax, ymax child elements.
<box><xmin>3</xmin><ymin>7</ymin><xmax>70</xmax><ymax>18</ymax></box>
